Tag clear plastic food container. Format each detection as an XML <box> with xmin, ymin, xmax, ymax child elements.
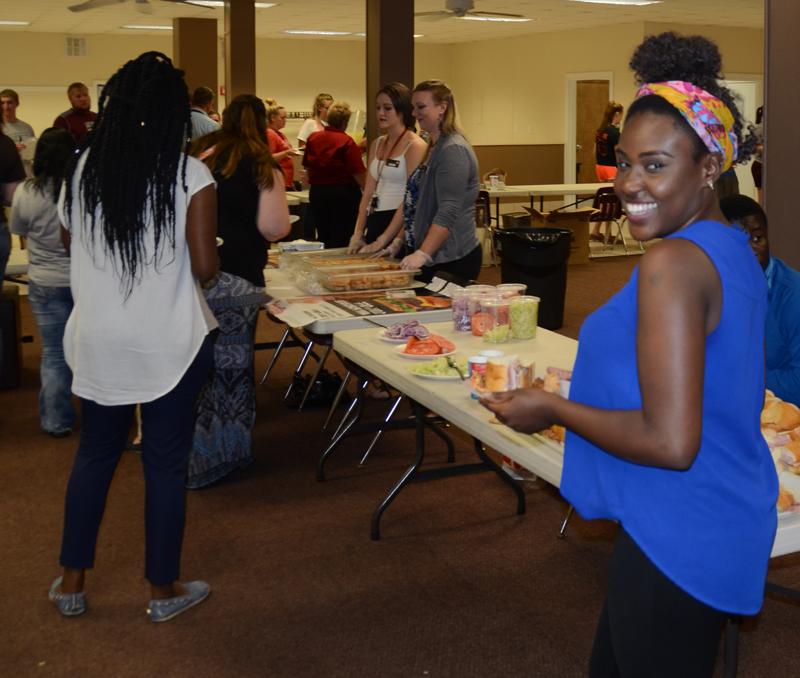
<box><xmin>509</xmin><ymin>295</ymin><xmax>540</xmax><ymax>339</ymax></box>
<box><xmin>496</xmin><ymin>283</ymin><xmax>528</xmax><ymax>299</ymax></box>
<box><xmin>315</xmin><ymin>266</ymin><xmax>420</xmax><ymax>292</ymax></box>
<box><xmin>451</xmin><ymin>288</ymin><xmax>471</xmax><ymax>332</ymax></box>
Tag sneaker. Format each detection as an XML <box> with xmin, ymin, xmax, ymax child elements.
<box><xmin>49</xmin><ymin>576</ymin><xmax>87</xmax><ymax>617</ymax></box>
<box><xmin>147</xmin><ymin>581</ymin><xmax>210</xmax><ymax>623</ymax></box>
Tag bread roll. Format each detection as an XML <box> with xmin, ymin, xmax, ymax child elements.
<box><xmin>777</xmin><ymin>486</ymin><xmax>796</xmax><ymax>512</ymax></box>
<box><xmin>761</xmin><ymin>398</ymin><xmax>800</xmax><ymax>431</ymax></box>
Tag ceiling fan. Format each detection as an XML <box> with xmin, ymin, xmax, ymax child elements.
<box><xmin>67</xmin><ymin>0</ymin><xmax>198</xmax><ymax>14</ymax></box>
<box><xmin>415</xmin><ymin>0</ymin><xmax>527</xmax><ymax>21</ymax></box>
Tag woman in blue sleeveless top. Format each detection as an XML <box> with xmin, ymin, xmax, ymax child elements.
<box><xmin>481</xmin><ymin>32</ymin><xmax>776</xmax><ymax>677</ymax></box>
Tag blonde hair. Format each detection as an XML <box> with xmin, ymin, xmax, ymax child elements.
<box><xmin>264</xmin><ymin>97</ymin><xmax>285</xmax><ymax>124</ymax></box>
<box><xmin>413</xmin><ymin>80</ymin><xmax>459</xmax><ymax>136</ymax></box>
<box><xmin>311</xmin><ymin>92</ymin><xmax>333</xmax><ymax>120</ymax></box>
<box><xmin>326</xmin><ymin>101</ymin><xmax>351</xmax><ymax>130</ymax></box>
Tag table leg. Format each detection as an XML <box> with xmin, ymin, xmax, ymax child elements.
<box><xmin>322</xmin><ymin>369</ymin><xmax>351</xmax><ymax>431</ymax></box>
<box><xmin>317</xmin><ymin>377</ymin><xmax>370</xmax><ymax>481</ymax></box>
<box><xmin>472</xmin><ymin>438</ymin><xmax>525</xmax><ymax>515</ymax></box>
<box><xmin>558</xmin><ymin>505</ymin><xmax>575</xmax><ymax>539</ymax></box>
<box><xmin>427</xmin><ymin>420</ymin><xmax>455</xmax><ymax>463</ymax></box>
<box><xmin>371</xmin><ymin>400</ymin><xmax>427</xmax><ymax>540</ymax></box>
<box><xmin>259</xmin><ymin>327</ymin><xmax>291</xmax><ymax>385</ymax></box>
<box><xmin>297</xmin><ymin>343</ymin><xmax>333</xmax><ymax>412</ymax></box>
<box><xmin>331</xmin><ymin>377</ymin><xmax>366</xmax><ymax>439</ymax></box>
<box><xmin>359</xmin><ymin>394</ymin><xmax>404</xmax><ymax>466</ymax></box>
<box><xmin>284</xmin><ymin>339</ymin><xmax>315</xmax><ymax>401</ymax></box>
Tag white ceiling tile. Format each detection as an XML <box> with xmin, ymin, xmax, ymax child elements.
<box><xmin>0</xmin><ymin>0</ymin><xmax>764</xmax><ymax>42</ymax></box>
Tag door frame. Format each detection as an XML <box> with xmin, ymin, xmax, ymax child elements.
<box><xmin>564</xmin><ymin>71</ymin><xmax>615</xmax><ymax>184</ymax></box>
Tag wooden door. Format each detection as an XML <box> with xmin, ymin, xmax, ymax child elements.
<box><xmin>576</xmin><ymin>80</ymin><xmax>610</xmax><ymax>183</ymax></box>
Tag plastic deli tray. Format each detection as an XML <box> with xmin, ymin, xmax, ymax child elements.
<box><xmin>315</xmin><ymin>266</ymin><xmax>421</xmax><ymax>292</ymax></box>
<box><xmin>279</xmin><ymin>247</ymin><xmax>350</xmax><ymax>271</ymax></box>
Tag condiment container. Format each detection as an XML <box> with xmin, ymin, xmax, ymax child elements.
<box><xmin>496</xmin><ymin>283</ymin><xmax>527</xmax><ymax>299</ymax></box>
<box><xmin>467</xmin><ymin>355</ymin><xmax>488</xmax><ymax>399</ymax></box>
<box><xmin>509</xmin><ymin>295</ymin><xmax>540</xmax><ymax>340</ymax></box>
<box><xmin>451</xmin><ymin>288</ymin><xmax>471</xmax><ymax>332</ymax></box>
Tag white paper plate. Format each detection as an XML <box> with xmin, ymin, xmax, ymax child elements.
<box><xmin>393</xmin><ymin>344</ymin><xmax>455</xmax><ymax>360</ymax></box>
<box><xmin>377</xmin><ymin>329</ymin><xmax>412</xmax><ymax>344</ymax></box>
<box><xmin>409</xmin><ymin>370</ymin><xmax>463</xmax><ymax>381</ymax></box>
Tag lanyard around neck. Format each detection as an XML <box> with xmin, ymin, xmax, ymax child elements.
<box><xmin>374</xmin><ymin>129</ymin><xmax>407</xmax><ymax>187</ymax></box>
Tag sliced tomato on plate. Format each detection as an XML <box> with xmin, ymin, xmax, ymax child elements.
<box><xmin>404</xmin><ymin>339</ymin><xmax>441</xmax><ymax>355</ymax></box>
<box><xmin>429</xmin><ymin>334</ymin><xmax>455</xmax><ymax>353</ymax></box>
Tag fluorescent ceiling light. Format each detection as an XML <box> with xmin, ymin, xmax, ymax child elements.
<box><xmin>0</xmin><ymin>20</ymin><xmax>30</xmax><ymax>26</ymax></box>
<box><xmin>121</xmin><ymin>24</ymin><xmax>173</xmax><ymax>30</ymax></box>
<box><xmin>460</xmin><ymin>16</ymin><xmax>531</xmax><ymax>23</ymax></box>
<box><xmin>354</xmin><ymin>32</ymin><xmax>424</xmax><ymax>38</ymax></box>
<box><xmin>569</xmin><ymin>0</ymin><xmax>661</xmax><ymax>5</ymax></box>
<box><xmin>184</xmin><ymin>1</ymin><xmax>277</xmax><ymax>7</ymax></box>
<box><xmin>284</xmin><ymin>30</ymin><xmax>351</xmax><ymax>36</ymax></box>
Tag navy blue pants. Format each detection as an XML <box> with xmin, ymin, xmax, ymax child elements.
<box><xmin>59</xmin><ymin>334</ymin><xmax>213</xmax><ymax>586</ymax></box>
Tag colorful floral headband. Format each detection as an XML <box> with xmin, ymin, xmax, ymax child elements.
<box><xmin>636</xmin><ymin>80</ymin><xmax>738</xmax><ymax>172</ymax></box>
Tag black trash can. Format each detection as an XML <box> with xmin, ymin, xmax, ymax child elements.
<box><xmin>493</xmin><ymin>227</ymin><xmax>572</xmax><ymax>330</ymax></box>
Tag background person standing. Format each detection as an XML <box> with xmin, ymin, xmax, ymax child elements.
<box><xmin>53</xmin><ymin>82</ymin><xmax>97</xmax><ymax>146</ymax></box>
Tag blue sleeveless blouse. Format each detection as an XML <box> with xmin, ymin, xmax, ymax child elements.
<box><xmin>561</xmin><ymin>220</ymin><xmax>778</xmax><ymax>614</ymax></box>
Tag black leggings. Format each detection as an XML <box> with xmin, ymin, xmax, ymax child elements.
<box><xmin>589</xmin><ymin>528</ymin><xmax>727</xmax><ymax>678</ymax></box>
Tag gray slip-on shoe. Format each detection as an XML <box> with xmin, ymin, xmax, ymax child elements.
<box><xmin>49</xmin><ymin>576</ymin><xmax>87</xmax><ymax>617</ymax></box>
<box><xmin>147</xmin><ymin>580</ymin><xmax>210</xmax><ymax>623</ymax></box>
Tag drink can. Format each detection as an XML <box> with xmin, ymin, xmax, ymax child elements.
<box><xmin>467</xmin><ymin>355</ymin><xmax>488</xmax><ymax>399</ymax></box>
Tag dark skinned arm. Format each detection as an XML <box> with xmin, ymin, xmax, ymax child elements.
<box><xmin>481</xmin><ymin>239</ymin><xmax>721</xmax><ymax>470</ymax></box>
<box><xmin>186</xmin><ymin>184</ymin><xmax>219</xmax><ymax>283</ymax></box>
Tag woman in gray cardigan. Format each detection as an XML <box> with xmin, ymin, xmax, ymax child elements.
<box><xmin>397</xmin><ymin>80</ymin><xmax>482</xmax><ymax>283</ymax></box>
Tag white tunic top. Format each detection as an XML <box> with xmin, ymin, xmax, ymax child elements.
<box><xmin>58</xmin><ymin>154</ymin><xmax>217</xmax><ymax>406</ymax></box>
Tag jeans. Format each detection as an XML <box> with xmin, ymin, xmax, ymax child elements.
<box><xmin>59</xmin><ymin>333</ymin><xmax>214</xmax><ymax>585</ymax></box>
<box><xmin>28</xmin><ymin>282</ymin><xmax>76</xmax><ymax>434</ymax></box>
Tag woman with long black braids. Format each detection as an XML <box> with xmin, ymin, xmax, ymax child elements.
<box><xmin>50</xmin><ymin>52</ymin><xmax>219</xmax><ymax>622</ymax></box>
<box><xmin>482</xmin><ymin>33</ymin><xmax>772</xmax><ymax>676</ymax></box>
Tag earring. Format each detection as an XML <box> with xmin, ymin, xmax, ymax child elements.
<box><xmin>707</xmin><ymin>179</ymin><xmax>714</xmax><ymax>190</ymax></box>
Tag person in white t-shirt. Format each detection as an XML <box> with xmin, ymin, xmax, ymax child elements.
<box><xmin>49</xmin><ymin>52</ymin><xmax>219</xmax><ymax>623</ymax></box>
<box><xmin>296</xmin><ymin>92</ymin><xmax>332</xmax><ymax>149</ymax></box>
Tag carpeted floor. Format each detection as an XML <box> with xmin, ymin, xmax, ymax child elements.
<box><xmin>1</xmin><ymin>256</ymin><xmax>798</xmax><ymax>678</ymax></box>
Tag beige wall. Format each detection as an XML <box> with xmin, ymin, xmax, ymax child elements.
<box><xmin>0</xmin><ymin>23</ymin><xmax>762</xmax><ymax>147</ymax></box>
<box><xmin>643</xmin><ymin>22</ymin><xmax>764</xmax><ymax>74</ymax></box>
<box><xmin>448</xmin><ymin>22</ymin><xmax>644</xmax><ymax>145</ymax></box>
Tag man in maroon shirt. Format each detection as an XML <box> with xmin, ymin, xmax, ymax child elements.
<box><xmin>53</xmin><ymin>82</ymin><xmax>97</xmax><ymax>146</ymax></box>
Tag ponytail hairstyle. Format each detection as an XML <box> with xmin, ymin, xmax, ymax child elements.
<box><xmin>264</xmin><ymin>97</ymin><xmax>285</xmax><ymax>126</ymax></box>
<box><xmin>377</xmin><ymin>82</ymin><xmax>415</xmax><ymax>130</ymax></box>
<box><xmin>31</xmin><ymin>127</ymin><xmax>75</xmax><ymax>203</ymax></box>
<box><xmin>598</xmin><ymin>101</ymin><xmax>624</xmax><ymax>132</ymax></box>
<box><xmin>627</xmin><ymin>32</ymin><xmax>757</xmax><ymax>165</ymax></box>
<box><xmin>64</xmin><ymin>51</ymin><xmax>191</xmax><ymax>299</ymax></box>
<box><xmin>191</xmin><ymin>94</ymin><xmax>279</xmax><ymax>189</ymax></box>
<box><xmin>311</xmin><ymin>92</ymin><xmax>333</xmax><ymax>121</ymax></box>
<box><xmin>412</xmin><ymin>80</ymin><xmax>459</xmax><ymax>136</ymax></box>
